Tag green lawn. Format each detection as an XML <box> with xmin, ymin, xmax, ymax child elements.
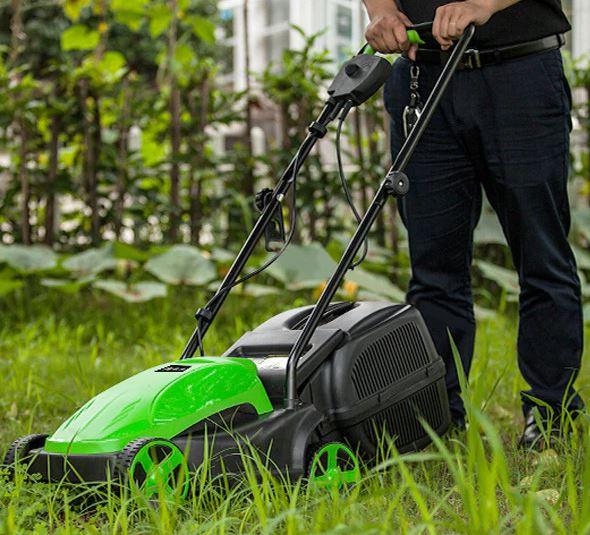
<box><xmin>1</xmin><ymin>288</ymin><xmax>590</xmax><ymax>534</ymax></box>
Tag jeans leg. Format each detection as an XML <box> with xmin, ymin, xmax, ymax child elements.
<box><xmin>385</xmin><ymin>59</ymin><xmax>481</xmax><ymax>418</ymax></box>
<box><xmin>478</xmin><ymin>50</ymin><xmax>584</xmax><ymax>414</ymax></box>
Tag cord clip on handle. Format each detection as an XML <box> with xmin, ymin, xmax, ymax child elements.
<box><xmin>362</xmin><ymin>22</ymin><xmax>433</xmax><ymax>55</ymax></box>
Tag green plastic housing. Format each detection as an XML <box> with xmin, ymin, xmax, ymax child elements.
<box><xmin>44</xmin><ymin>357</ymin><xmax>273</xmax><ymax>455</ymax></box>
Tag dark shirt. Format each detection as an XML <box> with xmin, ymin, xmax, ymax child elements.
<box><xmin>398</xmin><ymin>0</ymin><xmax>571</xmax><ymax>48</ymax></box>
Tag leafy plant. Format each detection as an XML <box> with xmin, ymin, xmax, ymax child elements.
<box><xmin>94</xmin><ymin>279</ymin><xmax>168</xmax><ymax>302</ymax></box>
<box><xmin>145</xmin><ymin>244</ymin><xmax>216</xmax><ymax>286</ymax></box>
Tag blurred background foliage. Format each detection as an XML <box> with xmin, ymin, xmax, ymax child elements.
<box><xmin>0</xmin><ymin>0</ymin><xmax>589</xmax><ymax>317</ymax></box>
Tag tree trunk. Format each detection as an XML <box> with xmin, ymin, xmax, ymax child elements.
<box><xmin>44</xmin><ymin>112</ymin><xmax>60</xmax><ymax>246</ymax></box>
<box><xmin>79</xmin><ymin>79</ymin><xmax>100</xmax><ymax>245</ymax></box>
<box><xmin>242</xmin><ymin>0</ymin><xmax>255</xmax><ymax>197</ymax></box>
<box><xmin>114</xmin><ymin>77</ymin><xmax>130</xmax><ymax>239</ymax></box>
<box><xmin>91</xmin><ymin>92</ymin><xmax>102</xmax><ymax>245</ymax></box>
<box><xmin>17</xmin><ymin>121</ymin><xmax>30</xmax><ymax>245</ymax></box>
<box><xmin>95</xmin><ymin>0</ymin><xmax>107</xmax><ymax>59</ymax></box>
<box><xmin>9</xmin><ymin>0</ymin><xmax>24</xmax><ymax>64</ymax></box>
<box><xmin>169</xmin><ymin>84</ymin><xmax>182</xmax><ymax>242</ymax></box>
<box><xmin>10</xmin><ymin>0</ymin><xmax>29</xmax><ymax>244</ymax></box>
<box><xmin>586</xmin><ymin>84</ymin><xmax>590</xmax><ymax>207</ymax></box>
<box><xmin>188</xmin><ymin>75</ymin><xmax>210</xmax><ymax>244</ymax></box>
<box><xmin>168</xmin><ymin>0</ymin><xmax>181</xmax><ymax>242</ymax></box>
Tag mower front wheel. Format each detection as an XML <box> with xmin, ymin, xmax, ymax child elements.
<box><xmin>115</xmin><ymin>438</ymin><xmax>189</xmax><ymax>502</ymax></box>
<box><xmin>2</xmin><ymin>434</ymin><xmax>48</xmax><ymax>479</ymax></box>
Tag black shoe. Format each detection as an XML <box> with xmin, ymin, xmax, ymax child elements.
<box><xmin>449</xmin><ymin>411</ymin><xmax>466</xmax><ymax>432</ymax></box>
<box><xmin>518</xmin><ymin>407</ymin><xmax>579</xmax><ymax>451</ymax></box>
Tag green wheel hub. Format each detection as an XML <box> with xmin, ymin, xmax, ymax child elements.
<box><xmin>120</xmin><ymin>439</ymin><xmax>189</xmax><ymax>501</ymax></box>
<box><xmin>308</xmin><ymin>442</ymin><xmax>361</xmax><ymax>489</ymax></box>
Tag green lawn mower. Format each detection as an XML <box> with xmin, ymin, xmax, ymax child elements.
<box><xmin>4</xmin><ymin>24</ymin><xmax>475</xmax><ymax>498</ymax></box>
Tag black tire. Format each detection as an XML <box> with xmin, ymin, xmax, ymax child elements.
<box><xmin>114</xmin><ymin>437</ymin><xmax>189</xmax><ymax>501</ymax></box>
<box><xmin>113</xmin><ymin>437</ymin><xmax>156</xmax><ymax>483</ymax></box>
<box><xmin>2</xmin><ymin>434</ymin><xmax>48</xmax><ymax>479</ymax></box>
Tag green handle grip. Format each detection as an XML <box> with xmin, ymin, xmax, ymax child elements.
<box><xmin>363</xmin><ymin>28</ymin><xmax>425</xmax><ymax>55</ymax></box>
<box><xmin>407</xmin><ymin>29</ymin><xmax>426</xmax><ymax>45</ymax></box>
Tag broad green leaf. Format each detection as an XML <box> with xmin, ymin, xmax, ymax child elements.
<box><xmin>94</xmin><ymin>280</ymin><xmax>167</xmax><ymax>303</ymax></box>
<box><xmin>267</xmin><ymin>243</ymin><xmax>336</xmax><ymax>287</ymax></box>
<box><xmin>112</xmin><ymin>242</ymin><xmax>150</xmax><ymax>262</ymax></box>
<box><xmin>111</xmin><ymin>0</ymin><xmax>148</xmax><ymax>30</ymax></box>
<box><xmin>186</xmin><ymin>15</ymin><xmax>216</xmax><ymax>44</ymax></box>
<box><xmin>96</xmin><ymin>51</ymin><xmax>127</xmax><ymax>81</ymax></box>
<box><xmin>572</xmin><ymin>208</ymin><xmax>590</xmax><ymax>241</ymax></box>
<box><xmin>210</xmin><ymin>248</ymin><xmax>236</xmax><ymax>263</ymax></box>
<box><xmin>0</xmin><ymin>245</ymin><xmax>57</xmax><ymax>273</ymax></box>
<box><xmin>40</xmin><ymin>278</ymin><xmax>89</xmax><ymax>294</ymax></box>
<box><xmin>63</xmin><ymin>0</ymin><xmax>92</xmax><ymax>21</ymax></box>
<box><xmin>474</xmin><ymin>209</ymin><xmax>507</xmax><ymax>246</ymax></box>
<box><xmin>474</xmin><ymin>305</ymin><xmax>497</xmax><ymax>320</ymax></box>
<box><xmin>62</xmin><ymin>246</ymin><xmax>117</xmax><ymax>277</ymax></box>
<box><xmin>113</xmin><ymin>10</ymin><xmax>144</xmax><ymax>31</ymax></box>
<box><xmin>476</xmin><ymin>260</ymin><xmax>519</xmax><ymax>293</ymax></box>
<box><xmin>0</xmin><ymin>278</ymin><xmax>24</xmax><ymax>298</ymax></box>
<box><xmin>173</xmin><ymin>43</ymin><xmax>197</xmax><ymax>70</ymax></box>
<box><xmin>61</xmin><ymin>24</ymin><xmax>100</xmax><ymax>52</ymax></box>
<box><xmin>573</xmin><ymin>245</ymin><xmax>590</xmax><ymax>271</ymax></box>
<box><xmin>237</xmin><ymin>284</ymin><xmax>280</xmax><ymax>297</ymax></box>
<box><xmin>148</xmin><ymin>4</ymin><xmax>173</xmax><ymax>37</ymax></box>
<box><xmin>141</xmin><ymin>128</ymin><xmax>167</xmax><ymax>166</ymax></box>
<box><xmin>347</xmin><ymin>268</ymin><xmax>406</xmax><ymax>301</ymax></box>
<box><xmin>111</xmin><ymin>0</ymin><xmax>149</xmax><ymax>11</ymax></box>
<box><xmin>145</xmin><ymin>245</ymin><xmax>216</xmax><ymax>286</ymax></box>
<box><xmin>267</xmin><ymin>243</ymin><xmax>405</xmax><ymax>299</ymax></box>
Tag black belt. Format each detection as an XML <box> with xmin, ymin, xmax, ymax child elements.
<box><xmin>405</xmin><ymin>34</ymin><xmax>565</xmax><ymax>70</ymax></box>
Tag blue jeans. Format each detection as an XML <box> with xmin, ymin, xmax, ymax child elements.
<box><xmin>385</xmin><ymin>49</ymin><xmax>584</xmax><ymax>418</ymax></box>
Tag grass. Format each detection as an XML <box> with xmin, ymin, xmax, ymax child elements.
<box><xmin>1</xmin><ymin>286</ymin><xmax>590</xmax><ymax>533</ymax></box>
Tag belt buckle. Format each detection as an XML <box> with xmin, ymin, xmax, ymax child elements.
<box><xmin>463</xmin><ymin>49</ymin><xmax>482</xmax><ymax>70</ymax></box>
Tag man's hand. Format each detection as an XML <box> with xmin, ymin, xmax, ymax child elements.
<box><xmin>433</xmin><ymin>0</ymin><xmax>522</xmax><ymax>50</ymax></box>
<box><xmin>364</xmin><ymin>1</ymin><xmax>417</xmax><ymax>59</ymax></box>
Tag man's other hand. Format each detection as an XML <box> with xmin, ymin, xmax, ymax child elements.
<box><xmin>433</xmin><ymin>0</ymin><xmax>496</xmax><ymax>50</ymax></box>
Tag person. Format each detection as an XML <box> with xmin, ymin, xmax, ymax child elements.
<box><xmin>363</xmin><ymin>0</ymin><xmax>583</xmax><ymax>449</ymax></box>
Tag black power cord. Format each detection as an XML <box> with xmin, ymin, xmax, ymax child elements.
<box><xmin>193</xmin><ymin>102</ymin><xmax>366</xmax><ymax>356</ymax></box>
<box><xmin>335</xmin><ymin>101</ymin><xmax>368</xmax><ymax>269</ymax></box>
<box><xmin>193</xmin><ymin>152</ymin><xmax>301</xmax><ymax>356</ymax></box>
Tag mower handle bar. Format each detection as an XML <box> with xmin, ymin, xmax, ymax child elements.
<box><xmin>181</xmin><ymin>23</ymin><xmax>476</xmax><ymax>409</ymax></box>
<box><xmin>284</xmin><ymin>24</ymin><xmax>476</xmax><ymax>409</ymax></box>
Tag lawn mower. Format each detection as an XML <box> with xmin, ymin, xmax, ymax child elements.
<box><xmin>3</xmin><ymin>23</ymin><xmax>476</xmax><ymax>497</ymax></box>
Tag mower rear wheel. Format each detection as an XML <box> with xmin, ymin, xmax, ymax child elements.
<box><xmin>2</xmin><ymin>434</ymin><xmax>48</xmax><ymax>478</ymax></box>
<box><xmin>307</xmin><ymin>442</ymin><xmax>361</xmax><ymax>489</ymax></box>
<box><xmin>115</xmin><ymin>438</ymin><xmax>189</xmax><ymax>501</ymax></box>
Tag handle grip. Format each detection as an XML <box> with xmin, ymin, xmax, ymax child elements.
<box><xmin>362</xmin><ymin>22</ymin><xmax>435</xmax><ymax>55</ymax></box>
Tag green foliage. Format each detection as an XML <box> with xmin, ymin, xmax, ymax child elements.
<box><xmin>0</xmin><ymin>241</ymin><xmax>410</xmax><ymax>303</ymax></box>
<box><xmin>145</xmin><ymin>244</ymin><xmax>216</xmax><ymax>285</ymax></box>
<box><xmin>62</xmin><ymin>245</ymin><xmax>118</xmax><ymax>277</ymax></box>
<box><xmin>267</xmin><ymin>243</ymin><xmax>336</xmax><ymax>289</ymax></box>
<box><xmin>0</xmin><ymin>3</ymin><xmax>589</xmax><ymax>313</ymax></box>
<box><xmin>60</xmin><ymin>24</ymin><xmax>100</xmax><ymax>51</ymax></box>
<box><xmin>0</xmin><ymin>244</ymin><xmax>57</xmax><ymax>272</ymax></box>
<box><xmin>93</xmin><ymin>279</ymin><xmax>168</xmax><ymax>302</ymax></box>
<box><xmin>0</xmin><ymin>277</ymin><xmax>23</xmax><ymax>297</ymax></box>
<box><xmin>63</xmin><ymin>0</ymin><xmax>92</xmax><ymax>22</ymax></box>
